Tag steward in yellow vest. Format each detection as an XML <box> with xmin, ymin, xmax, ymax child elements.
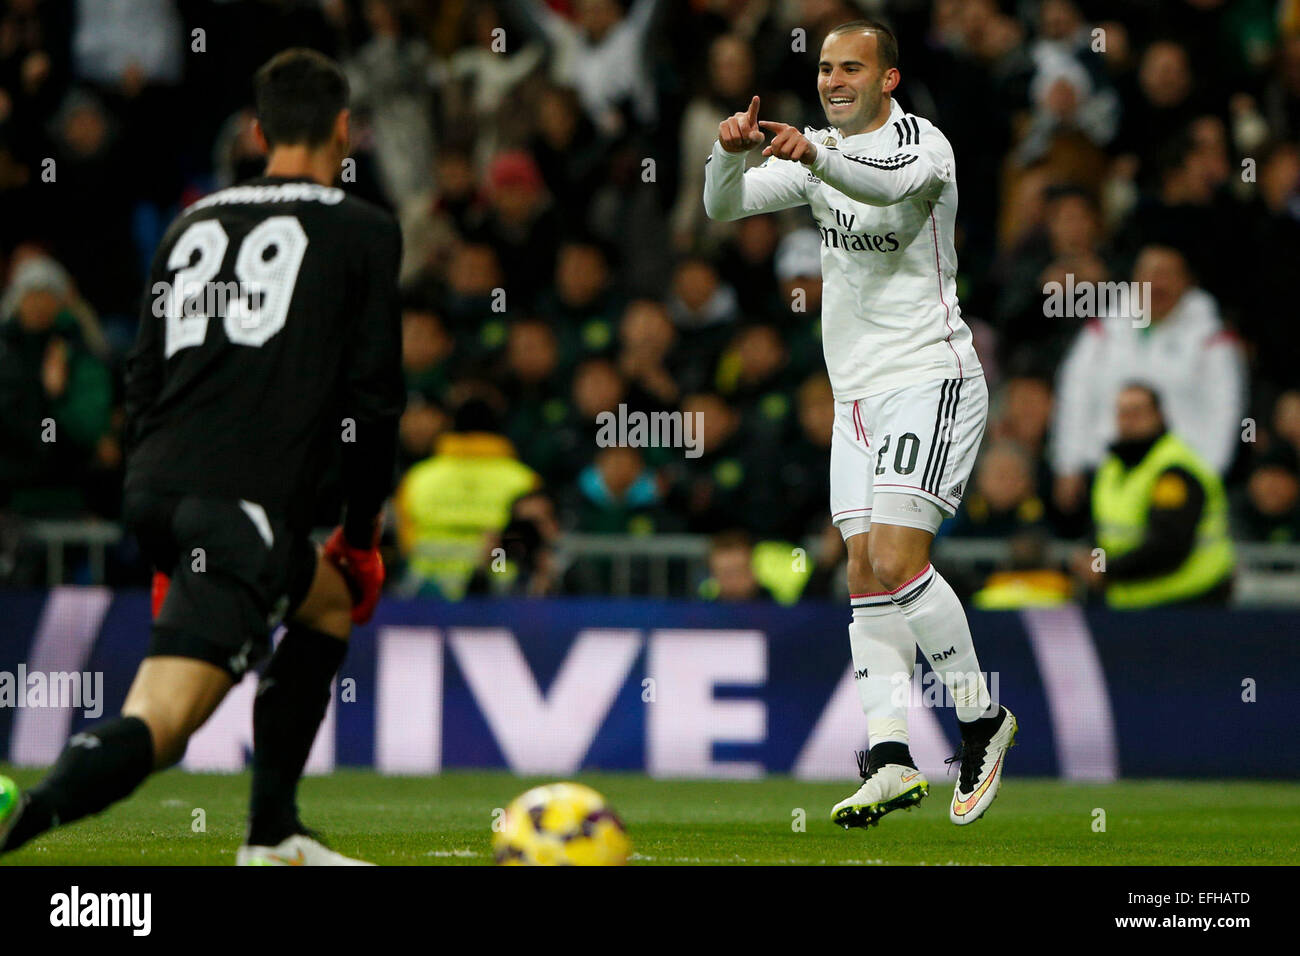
<box><xmin>395</xmin><ymin>400</ymin><xmax>539</xmax><ymax>599</ymax></box>
<box><xmin>1087</xmin><ymin>386</ymin><xmax>1234</xmax><ymax>608</ymax></box>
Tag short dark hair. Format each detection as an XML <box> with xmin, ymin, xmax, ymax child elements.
<box><xmin>710</xmin><ymin>528</ymin><xmax>753</xmax><ymax>555</ymax></box>
<box><xmin>1120</xmin><ymin>381</ymin><xmax>1164</xmax><ymax>416</ymax></box>
<box><xmin>826</xmin><ymin>19</ymin><xmax>899</xmax><ymax>72</ymax></box>
<box><xmin>453</xmin><ymin>397</ymin><xmax>502</xmax><ymax>434</ymax></box>
<box><xmin>253</xmin><ymin>48</ymin><xmax>349</xmax><ymax>149</ymax></box>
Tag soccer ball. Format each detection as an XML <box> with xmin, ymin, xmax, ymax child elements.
<box><xmin>493</xmin><ymin>782</ymin><xmax>631</xmax><ymax>866</ymax></box>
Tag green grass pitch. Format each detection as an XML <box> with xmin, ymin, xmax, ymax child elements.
<box><xmin>3</xmin><ymin>766</ymin><xmax>1298</xmax><ymax>865</ymax></box>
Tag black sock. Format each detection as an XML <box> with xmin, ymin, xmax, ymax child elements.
<box><xmin>2</xmin><ymin>716</ymin><xmax>154</xmax><ymax>852</ymax></box>
<box><xmin>959</xmin><ymin>705</ymin><xmax>1005</xmax><ymax>739</ymax></box>
<box><xmin>247</xmin><ymin>624</ymin><xmax>347</xmax><ymax>846</ymax></box>
<box><xmin>868</xmin><ymin>741</ymin><xmax>917</xmax><ymax>770</ymax></box>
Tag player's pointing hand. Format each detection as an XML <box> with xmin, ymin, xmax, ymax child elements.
<box><xmin>718</xmin><ymin>95</ymin><xmax>766</xmax><ymax>153</ymax></box>
<box><xmin>759</xmin><ymin>121</ymin><xmax>818</xmax><ymax>165</ymax></box>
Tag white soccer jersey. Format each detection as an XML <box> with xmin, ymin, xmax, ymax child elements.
<box><xmin>1051</xmin><ymin>288</ymin><xmax>1247</xmax><ymax>476</ymax></box>
<box><xmin>703</xmin><ymin>98</ymin><xmax>981</xmax><ymax>401</ymax></box>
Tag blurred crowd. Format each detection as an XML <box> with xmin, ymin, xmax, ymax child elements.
<box><xmin>3</xmin><ymin>0</ymin><xmax>1300</xmax><ymax>601</ymax></box>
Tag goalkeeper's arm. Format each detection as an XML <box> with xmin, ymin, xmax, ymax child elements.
<box><xmin>332</xmin><ymin>213</ymin><xmax>405</xmax><ymax>622</ymax></box>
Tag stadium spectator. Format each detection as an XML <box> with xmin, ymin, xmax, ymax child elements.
<box><xmin>467</xmin><ymin>488</ymin><xmax>567</xmax><ymax>596</ymax></box>
<box><xmin>799</xmin><ymin>516</ymin><xmax>849</xmax><ymax>601</ymax></box>
<box><xmin>715</xmin><ymin>323</ymin><xmax>800</xmax><ymax>529</ymax></box>
<box><xmin>567</xmin><ymin>445</ymin><xmax>671</xmax><ymax>535</ymax></box>
<box><xmin>1235</xmin><ymin>447</ymin><xmax>1300</xmax><ymax>543</ymax></box>
<box><xmin>986</xmin><ymin>370</ymin><xmax>1075</xmax><ymax>533</ymax></box>
<box><xmin>1117</xmin><ymin>40</ymin><xmax>1197</xmax><ymax>187</ymax></box>
<box><xmin>436</xmin><ymin>241</ymin><xmax>505</xmax><ymax>354</ymax></box>
<box><xmin>536</xmin><ymin>239</ymin><xmax>622</xmax><ymax>362</ymax></box>
<box><xmin>500</xmin><ymin>316</ymin><xmax>570</xmax><ymax>479</ymax></box>
<box><xmin>714</xmin><ymin>214</ymin><xmax>782</xmax><ymax>321</ymax></box>
<box><xmin>211</xmin><ymin>107</ymin><xmax>266</xmax><ymax>190</ymax></box>
<box><xmin>0</xmin><ymin>253</ymin><xmax>114</xmax><ymax>516</ymax></box>
<box><xmin>528</xmin><ymin>85</ymin><xmax>608</xmax><ymax>232</ymax></box>
<box><xmin>994</xmin><ymin>184</ymin><xmax>1117</xmax><ymax>369</ymax></box>
<box><xmin>669</xmin><ymin>392</ymin><xmax>750</xmax><ymax>534</ymax></box>
<box><xmin>1273</xmin><ymin>390</ymin><xmax>1300</xmax><ymax>460</ymax></box>
<box><xmin>0</xmin><ymin>0</ymin><xmax>68</xmax><ymax>156</ymax></box>
<box><xmin>666</xmin><ymin>257</ymin><xmax>739</xmax><ymax>393</ymax></box>
<box><xmin>1072</xmin><ymin>383</ymin><xmax>1235</xmax><ymax>608</ymax></box>
<box><xmin>715</xmin><ymin>323</ymin><xmax>794</xmax><ymax>424</ymax></box>
<box><xmin>394</xmin><ymin>398</ymin><xmax>539</xmax><ymax>600</ymax></box>
<box><xmin>556</xmin><ymin>356</ymin><xmax>629</xmax><ymax>481</ymax></box>
<box><xmin>70</xmin><ymin>0</ymin><xmax>186</xmax><ymax>213</ymax></box>
<box><xmin>401</xmin><ymin>304</ymin><xmax>453</xmax><ymax>400</ymax></box>
<box><xmin>698</xmin><ymin>529</ymin><xmax>775</xmax><ymax>602</ymax></box>
<box><xmin>1125</xmin><ymin>116</ymin><xmax>1245</xmax><ymax>303</ymax></box>
<box><xmin>1051</xmin><ymin>245</ymin><xmax>1247</xmax><ymax>521</ymax></box>
<box><xmin>1013</xmin><ymin>27</ymin><xmax>1118</xmax><ymax>169</ymax></box>
<box><xmin>503</xmin><ymin>0</ymin><xmax>663</xmax><ymax>136</ymax></box>
<box><xmin>948</xmin><ymin>441</ymin><xmax>1049</xmax><ymax>540</ymax></box>
<box><xmin>398</xmin><ymin>305</ymin><xmax>453</xmax><ymax>467</ymax></box>
<box><xmin>915</xmin><ymin>0</ymin><xmax>1027</xmax><ymax>294</ymax></box>
<box><xmin>670</xmin><ymin>33</ymin><xmax>764</xmax><ymax>251</ymax></box>
<box><xmin>441</xmin><ymin>3</ymin><xmax>544</xmax><ymax>167</ymax></box>
<box><xmin>616</xmin><ymin>298</ymin><xmax>681</xmax><ymax>411</ymax></box>
<box><xmin>1262</xmin><ymin>33</ymin><xmax>1300</xmax><ymax>141</ymax></box>
<box><xmin>953</xmin><ymin>438</ymin><xmax>1072</xmax><ymax>607</ymax></box>
<box><xmin>466</xmin><ymin>151</ymin><xmax>560</xmax><ymax>309</ymax></box>
<box><xmin>344</xmin><ymin>0</ymin><xmax>436</xmax><ymax>209</ymax></box>
<box><xmin>775</xmin><ymin>373</ymin><xmax>836</xmax><ymax>542</ymax></box>
<box><xmin>772</xmin><ymin>228</ymin><xmax>824</xmax><ymax>378</ymax></box>
<box><xmin>42</xmin><ymin>89</ymin><xmax>139</xmax><ymax>318</ymax></box>
<box><xmin>1242</xmin><ymin>141</ymin><xmax>1300</xmax><ymax>391</ymax></box>
<box><xmin>398</xmin><ymin>143</ymin><xmax>481</xmax><ymax>286</ymax></box>
<box><xmin>943</xmin><ymin>436</ymin><xmax>1069</xmax><ymax>612</ymax></box>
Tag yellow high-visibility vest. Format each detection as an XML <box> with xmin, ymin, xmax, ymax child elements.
<box><xmin>1092</xmin><ymin>433</ymin><xmax>1234</xmax><ymax>608</ymax></box>
<box><xmin>396</xmin><ymin>433</ymin><xmax>538</xmax><ymax>600</ymax></box>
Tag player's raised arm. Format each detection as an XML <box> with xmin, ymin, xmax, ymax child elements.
<box><xmin>703</xmin><ymin>95</ymin><xmax>810</xmax><ymax>222</ymax></box>
<box><xmin>804</xmin><ymin>126</ymin><xmax>954</xmax><ymax>207</ymax></box>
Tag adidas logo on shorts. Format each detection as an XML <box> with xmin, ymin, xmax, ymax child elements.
<box><xmin>949</xmin><ymin>482</ymin><xmax>964</xmax><ymax>499</ymax></box>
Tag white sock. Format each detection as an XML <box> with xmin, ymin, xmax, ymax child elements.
<box><xmin>888</xmin><ymin>564</ymin><xmax>997</xmax><ymax>723</ymax></box>
<box><xmin>849</xmin><ymin>594</ymin><xmax>916</xmax><ymax>745</ymax></box>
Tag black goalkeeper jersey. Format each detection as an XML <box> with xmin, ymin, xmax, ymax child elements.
<box><xmin>123</xmin><ymin>176</ymin><xmax>404</xmax><ymax>537</ymax></box>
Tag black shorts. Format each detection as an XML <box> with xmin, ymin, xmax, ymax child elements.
<box><xmin>124</xmin><ymin>491</ymin><xmax>317</xmax><ymax>679</ymax></box>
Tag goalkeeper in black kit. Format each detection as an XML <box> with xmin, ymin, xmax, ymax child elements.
<box><xmin>0</xmin><ymin>49</ymin><xmax>404</xmax><ymax>865</ymax></box>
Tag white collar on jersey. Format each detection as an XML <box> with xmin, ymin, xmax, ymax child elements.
<box><xmin>825</xmin><ymin>98</ymin><xmax>906</xmax><ymax>148</ymax></box>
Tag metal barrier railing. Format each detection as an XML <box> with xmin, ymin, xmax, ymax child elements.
<box><xmin>8</xmin><ymin>519</ymin><xmax>1300</xmax><ymax>604</ymax></box>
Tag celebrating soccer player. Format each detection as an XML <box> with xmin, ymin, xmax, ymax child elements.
<box><xmin>704</xmin><ymin>19</ymin><xmax>1017</xmax><ymax>828</ymax></box>
<box><xmin>0</xmin><ymin>49</ymin><xmax>403</xmax><ymax>864</ymax></box>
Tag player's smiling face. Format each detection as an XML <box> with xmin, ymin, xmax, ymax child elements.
<box><xmin>818</xmin><ymin>31</ymin><xmax>894</xmax><ymax>136</ymax></box>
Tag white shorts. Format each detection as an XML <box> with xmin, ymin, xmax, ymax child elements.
<box><xmin>830</xmin><ymin>375</ymin><xmax>988</xmax><ymax>538</ymax></box>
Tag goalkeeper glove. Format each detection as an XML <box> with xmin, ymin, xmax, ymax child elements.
<box><xmin>323</xmin><ymin>524</ymin><xmax>384</xmax><ymax>624</ymax></box>
<box><xmin>150</xmin><ymin>571</ymin><xmax>171</xmax><ymax>619</ymax></box>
